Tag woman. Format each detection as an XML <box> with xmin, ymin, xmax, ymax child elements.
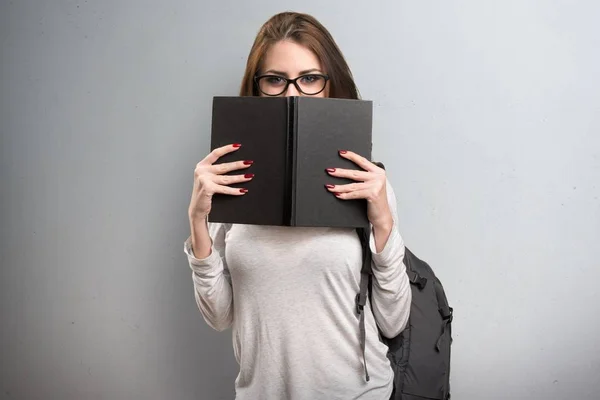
<box><xmin>184</xmin><ymin>11</ymin><xmax>411</xmax><ymax>400</ymax></box>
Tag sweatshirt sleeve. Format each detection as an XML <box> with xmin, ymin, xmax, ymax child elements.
<box><xmin>368</xmin><ymin>179</ymin><xmax>412</xmax><ymax>338</ymax></box>
<box><xmin>183</xmin><ymin>222</ymin><xmax>233</xmax><ymax>332</ymax></box>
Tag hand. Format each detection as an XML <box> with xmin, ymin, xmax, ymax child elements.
<box><xmin>188</xmin><ymin>143</ymin><xmax>254</xmax><ymax>221</ymax></box>
<box><xmin>325</xmin><ymin>150</ymin><xmax>393</xmax><ymax>231</ymax></box>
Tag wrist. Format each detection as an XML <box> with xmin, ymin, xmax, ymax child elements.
<box><xmin>370</xmin><ymin>200</ymin><xmax>393</xmax><ymax>230</ymax></box>
<box><xmin>372</xmin><ymin>214</ymin><xmax>393</xmax><ymax>233</ymax></box>
<box><xmin>189</xmin><ymin>214</ymin><xmax>212</xmax><ymax>259</ymax></box>
<box><xmin>189</xmin><ymin>210</ymin><xmax>209</xmax><ymax>224</ymax></box>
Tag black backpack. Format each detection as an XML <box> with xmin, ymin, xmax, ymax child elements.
<box><xmin>354</xmin><ymin>172</ymin><xmax>453</xmax><ymax>399</ymax></box>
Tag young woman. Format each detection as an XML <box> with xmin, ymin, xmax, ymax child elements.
<box><xmin>185</xmin><ymin>11</ymin><xmax>411</xmax><ymax>400</ymax></box>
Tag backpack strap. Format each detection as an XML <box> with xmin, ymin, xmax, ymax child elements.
<box><xmin>356</xmin><ymin>227</ymin><xmax>372</xmax><ymax>382</ymax></box>
<box><xmin>355</xmin><ymin>161</ymin><xmax>385</xmax><ymax>383</ymax></box>
<box><xmin>434</xmin><ymin>280</ymin><xmax>453</xmax><ymax>351</ymax></box>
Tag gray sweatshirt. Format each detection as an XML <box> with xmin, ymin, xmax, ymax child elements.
<box><xmin>184</xmin><ymin>179</ymin><xmax>411</xmax><ymax>399</ymax></box>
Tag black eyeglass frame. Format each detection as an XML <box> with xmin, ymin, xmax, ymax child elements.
<box><xmin>253</xmin><ymin>73</ymin><xmax>330</xmax><ymax>96</ymax></box>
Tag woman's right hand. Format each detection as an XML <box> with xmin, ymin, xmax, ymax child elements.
<box><xmin>188</xmin><ymin>143</ymin><xmax>254</xmax><ymax>221</ymax></box>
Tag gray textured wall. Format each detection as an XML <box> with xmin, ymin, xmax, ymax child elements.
<box><xmin>1</xmin><ymin>1</ymin><xmax>599</xmax><ymax>399</ymax></box>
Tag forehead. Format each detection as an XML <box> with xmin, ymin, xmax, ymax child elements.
<box><xmin>261</xmin><ymin>40</ymin><xmax>323</xmax><ymax>75</ymax></box>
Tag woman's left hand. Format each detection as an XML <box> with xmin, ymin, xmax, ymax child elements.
<box><xmin>325</xmin><ymin>150</ymin><xmax>394</xmax><ymax>237</ymax></box>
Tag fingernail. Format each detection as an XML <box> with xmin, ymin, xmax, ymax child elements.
<box><xmin>244</xmin><ymin>174</ymin><xmax>255</xmax><ymax>179</ymax></box>
<box><xmin>240</xmin><ymin>188</ymin><xmax>248</xmax><ymax>193</ymax></box>
<box><xmin>326</xmin><ymin>168</ymin><xmax>336</xmax><ymax>173</ymax></box>
<box><xmin>243</xmin><ymin>160</ymin><xmax>254</xmax><ymax>165</ymax></box>
<box><xmin>325</xmin><ymin>184</ymin><xmax>335</xmax><ymax>189</ymax></box>
<box><xmin>339</xmin><ymin>150</ymin><xmax>347</xmax><ymax>154</ymax></box>
<box><xmin>233</xmin><ymin>143</ymin><xmax>242</xmax><ymax>148</ymax></box>
<box><xmin>334</xmin><ymin>193</ymin><xmax>341</xmax><ymax>197</ymax></box>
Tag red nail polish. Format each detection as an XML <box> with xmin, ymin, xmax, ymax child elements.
<box><xmin>240</xmin><ymin>188</ymin><xmax>248</xmax><ymax>193</ymax></box>
<box><xmin>325</xmin><ymin>184</ymin><xmax>335</xmax><ymax>189</ymax></box>
<box><xmin>233</xmin><ymin>143</ymin><xmax>242</xmax><ymax>148</ymax></box>
<box><xmin>244</xmin><ymin>173</ymin><xmax>255</xmax><ymax>178</ymax></box>
<box><xmin>326</xmin><ymin>168</ymin><xmax>336</xmax><ymax>173</ymax></box>
<box><xmin>243</xmin><ymin>160</ymin><xmax>254</xmax><ymax>165</ymax></box>
<box><xmin>339</xmin><ymin>150</ymin><xmax>347</xmax><ymax>154</ymax></box>
<box><xmin>334</xmin><ymin>192</ymin><xmax>341</xmax><ymax>197</ymax></box>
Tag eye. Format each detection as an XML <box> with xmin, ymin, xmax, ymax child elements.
<box><xmin>299</xmin><ymin>75</ymin><xmax>322</xmax><ymax>84</ymax></box>
<box><xmin>264</xmin><ymin>76</ymin><xmax>285</xmax><ymax>86</ymax></box>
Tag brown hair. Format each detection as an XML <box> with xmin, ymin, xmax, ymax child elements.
<box><xmin>239</xmin><ymin>12</ymin><xmax>360</xmax><ymax>99</ymax></box>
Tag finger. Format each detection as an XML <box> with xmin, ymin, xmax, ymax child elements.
<box><xmin>332</xmin><ymin>189</ymin><xmax>370</xmax><ymax>200</ymax></box>
<box><xmin>325</xmin><ymin>182</ymin><xmax>366</xmax><ymax>193</ymax></box>
<box><xmin>325</xmin><ymin>167</ymin><xmax>371</xmax><ymax>182</ymax></box>
<box><xmin>210</xmin><ymin>160</ymin><xmax>254</xmax><ymax>175</ymax></box>
<box><xmin>338</xmin><ymin>150</ymin><xmax>379</xmax><ymax>172</ymax></box>
<box><xmin>202</xmin><ymin>143</ymin><xmax>242</xmax><ymax>165</ymax></box>
<box><xmin>212</xmin><ymin>183</ymin><xmax>249</xmax><ymax>196</ymax></box>
<box><xmin>213</xmin><ymin>173</ymin><xmax>254</xmax><ymax>186</ymax></box>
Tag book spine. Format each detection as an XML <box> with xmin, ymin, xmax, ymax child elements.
<box><xmin>285</xmin><ymin>97</ymin><xmax>298</xmax><ymax>225</ymax></box>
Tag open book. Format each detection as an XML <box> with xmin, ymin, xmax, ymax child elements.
<box><xmin>209</xmin><ymin>96</ymin><xmax>373</xmax><ymax>228</ymax></box>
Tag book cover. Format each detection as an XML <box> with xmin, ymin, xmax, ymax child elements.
<box><xmin>209</xmin><ymin>96</ymin><xmax>372</xmax><ymax>228</ymax></box>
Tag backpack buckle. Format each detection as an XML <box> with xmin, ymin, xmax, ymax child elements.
<box><xmin>445</xmin><ymin>307</ymin><xmax>454</xmax><ymax>323</ymax></box>
<box><xmin>355</xmin><ymin>293</ymin><xmax>364</xmax><ymax>314</ymax></box>
<box><xmin>408</xmin><ymin>270</ymin><xmax>428</xmax><ymax>290</ymax></box>
<box><xmin>440</xmin><ymin>306</ymin><xmax>453</xmax><ymax>322</ymax></box>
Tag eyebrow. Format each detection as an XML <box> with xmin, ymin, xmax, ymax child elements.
<box><xmin>263</xmin><ymin>68</ymin><xmax>323</xmax><ymax>76</ymax></box>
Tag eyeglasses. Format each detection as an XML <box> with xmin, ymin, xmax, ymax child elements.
<box><xmin>254</xmin><ymin>74</ymin><xmax>330</xmax><ymax>96</ymax></box>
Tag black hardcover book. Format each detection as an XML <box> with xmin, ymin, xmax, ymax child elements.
<box><xmin>209</xmin><ymin>96</ymin><xmax>373</xmax><ymax>228</ymax></box>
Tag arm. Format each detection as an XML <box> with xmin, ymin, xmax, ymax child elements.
<box><xmin>322</xmin><ymin>151</ymin><xmax>411</xmax><ymax>337</ymax></box>
<box><xmin>368</xmin><ymin>179</ymin><xmax>412</xmax><ymax>338</ymax></box>
<box><xmin>183</xmin><ymin>220</ymin><xmax>233</xmax><ymax>332</ymax></box>
<box><xmin>184</xmin><ymin>143</ymin><xmax>254</xmax><ymax>332</ymax></box>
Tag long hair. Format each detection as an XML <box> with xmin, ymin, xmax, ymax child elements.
<box><xmin>239</xmin><ymin>12</ymin><xmax>360</xmax><ymax>99</ymax></box>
